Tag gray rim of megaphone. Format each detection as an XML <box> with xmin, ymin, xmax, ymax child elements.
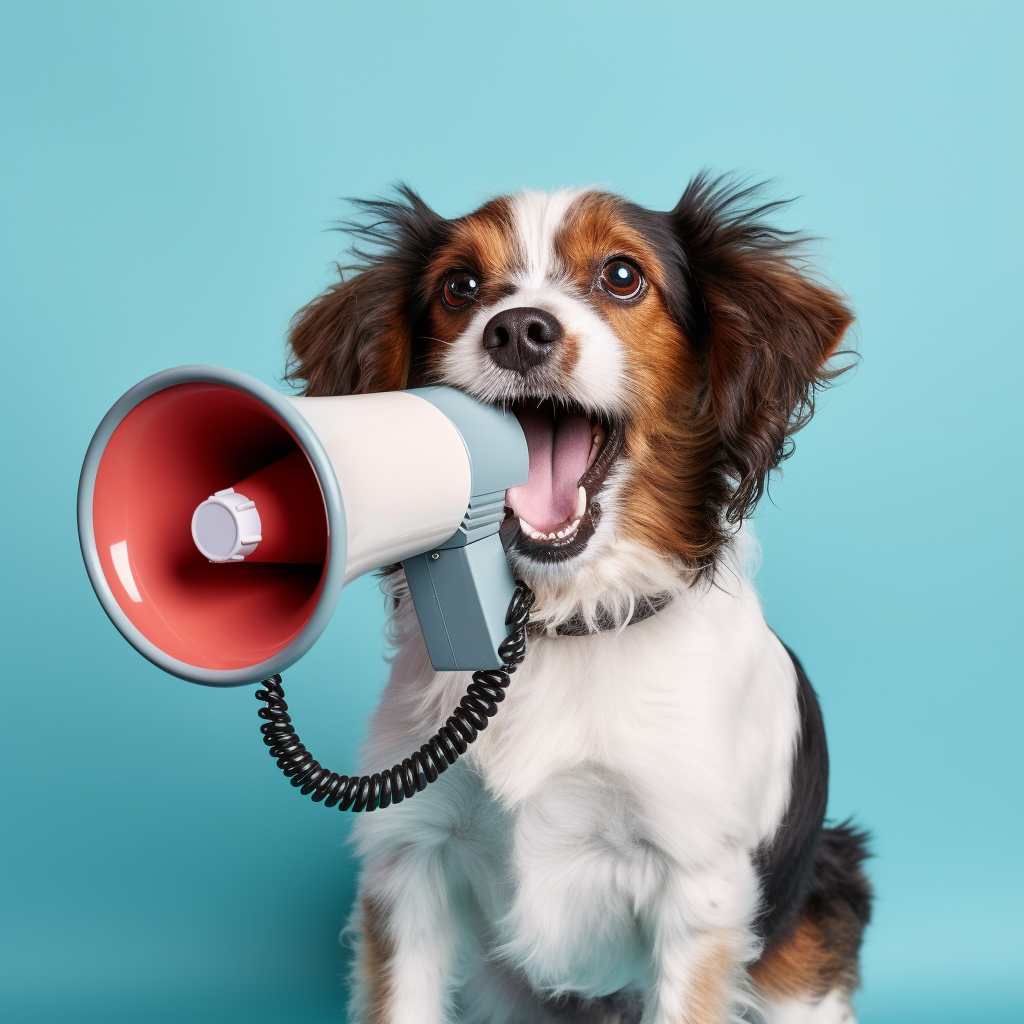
<box><xmin>77</xmin><ymin>364</ymin><xmax>347</xmax><ymax>687</ymax></box>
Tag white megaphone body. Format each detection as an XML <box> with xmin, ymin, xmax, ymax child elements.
<box><xmin>78</xmin><ymin>366</ymin><xmax>529</xmax><ymax>685</ymax></box>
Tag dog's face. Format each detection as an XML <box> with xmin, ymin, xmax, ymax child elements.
<box><xmin>421</xmin><ymin>190</ymin><xmax>691</xmax><ymax>580</ymax></box>
<box><xmin>288</xmin><ymin>176</ymin><xmax>851</xmax><ymax>605</ymax></box>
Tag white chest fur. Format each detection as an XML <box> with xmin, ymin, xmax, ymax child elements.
<box><xmin>351</xmin><ymin>571</ymin><xmax>800</xmax><ymax>1003</ymax></box>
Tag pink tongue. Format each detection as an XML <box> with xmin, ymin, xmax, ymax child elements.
<box><xmin>506</xmin><ymin>407</ymin><xmax>593</xmax><ymax>533</ymax></box>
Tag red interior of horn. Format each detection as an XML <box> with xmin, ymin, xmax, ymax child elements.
<box><xmin>92</xmin><ymin>382</ymin><xmax>329</xmax><ymax>671</ymax></box>
<box><xmin>232</xmin><ymin>450</ymin><xmax>328</xmax><ymax>564</ymax></box>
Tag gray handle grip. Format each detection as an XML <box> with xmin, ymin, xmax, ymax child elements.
<box><xmin>404</xmin><ymin>532</ymin><xmax>518</xmax><ymax>671</ymax></box>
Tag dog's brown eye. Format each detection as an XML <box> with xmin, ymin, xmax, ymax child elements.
<box><xmin>442</xmin><ymin>271</ymin><xmax>479</xmax><ymax>310</ymax></box>
<box><xmin>600</xmin><ymin>258</ymin><xmax>644</xmax><ymax>300</ymax></box>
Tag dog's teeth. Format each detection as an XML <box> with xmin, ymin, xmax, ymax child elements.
<box><xmin>521</xmin><ymin>510</ymin><xmax>584</xmax><ymax>544</ymax></box>
<box><xmin>575</xmin><ymin>486</ymin><xmax>587</xmax><ymax>518</ymax></box>
<box><xmin>587</xmin><ymin>425</ymin><xmax>606</xmax><ymax>468</ymax></box>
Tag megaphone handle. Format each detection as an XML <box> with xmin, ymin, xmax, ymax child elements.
<box><xmin>253</xmin><ymin>579</ymin><xmax>535</xmax><ymax>812</ymax></box>
<box><xmin>404</xmin><ymin>532</ymin><xmax>520</xmax><ymax>672</ymax></box>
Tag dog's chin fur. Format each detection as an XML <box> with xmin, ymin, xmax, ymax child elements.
<box><xmin>517</xmin><ymin>537</ymin><xmax>694</xmax><ymax>636</ymax></box>
<box><xmin>287</xmin><ymin>176</ymin><xmax>871</xmax><ymax>1024</ymax></box>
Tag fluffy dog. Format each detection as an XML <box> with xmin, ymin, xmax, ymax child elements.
<box><xmin>286</xmin><ymin>174</ymin><xmax>871</xmax><ymax>1024</ymax></box>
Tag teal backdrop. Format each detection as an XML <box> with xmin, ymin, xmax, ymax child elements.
<box><xmin>2</xmin><ymin>2</ymin><xmax>1021</xmax><ymax>1022</ymax></box>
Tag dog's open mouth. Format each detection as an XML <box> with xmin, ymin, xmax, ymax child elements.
<box><xmin>503</xmin><ymin>401</ymin><xmax>624</xmax><ymax>561</ymax></box>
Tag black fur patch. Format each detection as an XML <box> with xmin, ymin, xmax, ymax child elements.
<box><xmin>755</xmin><ymin>646</ymin><xmax>830</xmax><ymax>948</ymax></box>
<box><xmin>755</xmin><ymin>648</ymin><xmax>872</xmax><ymax>955</ymax></box>
<box><xmin>803</xmin><ymin>822</ymin><xmax>873</xmax><ymax>950</ymax></box>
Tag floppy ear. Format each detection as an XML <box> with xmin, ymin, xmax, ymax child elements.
<box><xmin>286</xmin><ymin>187</ymin><xmax>449</xmax><ymax>397</ymax></box>
<box><xmin>670</xmin><ymin>174</ymin><xmax>854</xmax><ymax>522</ymax></box>
<box><xmin>287</xmin><ymin>261</ymin><xmax>415</xmax><ymax>397</ymax></box>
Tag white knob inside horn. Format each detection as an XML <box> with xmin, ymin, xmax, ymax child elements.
<box><xmin>191</xmin><ymin>488</ymin><xmax>263</xmax><ymax>562</ymax></box>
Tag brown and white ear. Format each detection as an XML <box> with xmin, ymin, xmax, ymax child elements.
<box><xmin>287</xmin><ymin>187</ymin><xmax>449</xmax><ymax>397</ymax></box>
<box><xmin>671</xmin><ymin>174</ymin><xmax>854</xmax><ymax>522</ymax></box>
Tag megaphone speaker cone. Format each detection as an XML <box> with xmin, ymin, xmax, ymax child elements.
<box><xmin>79</xmin><ymin>367</ymin><xmax>346</xmax><ymax>686</ymax></box>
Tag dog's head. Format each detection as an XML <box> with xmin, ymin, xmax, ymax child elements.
<box><xmin>287</xmin><ymin>175</ymin><xmax>852</xmax><ymax>621</ymax></box>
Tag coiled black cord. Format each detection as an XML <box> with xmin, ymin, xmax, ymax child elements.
<box><xmin>254</xmin><ymin>579</ymin><xmax>535</xmax><ymax>812</ymax></box>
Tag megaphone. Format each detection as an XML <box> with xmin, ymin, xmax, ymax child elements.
<box><xmin>78</xmin><ymin>365</ymin><xmax>529</xmax><ymax>686</ymax></box>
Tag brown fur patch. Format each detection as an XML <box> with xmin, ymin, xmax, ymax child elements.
<box><xmin>547</xmin><ymin>185</ymin><xmax>852</xmax><ymax>576</ymax></box>
<box><xmin>288</xmin><ymin>263</ymin><xmax>415</xmax><ymax>396</ymax></box>
<box><xmin>286</xmin><ymin>189</ymin><xmax>452</xmax><ymax>397</ymax></box>
<box><xmin>555</xmin><ymin>193</ymin><xmax>722</xmax><ymax>568</ymax></box>
<box><xmin>360</xmin><ymin>894</ymin><xmax>395</xmax><ymax>1024</ymax></box>
<box><xmin>750</xmin><ymin>906</ymin><xmax>864</xmax><ymax>1000</ymax></box>
<box><xmin>668</xmin><ymin>176</ymin><xmax>853</xmax><ymax>528</ymax></box>
<box><xmin>419</xmin><ymin>196</ymin><xmax>519</xmax><ymax>379</ymax></box>
<box><xmin>681</xmin><ymin>932</ymin><xmax>738</xmax><ymax>1024</ymax></box>
<box><xmin>556</xmin><ymin>193</ymin><xmax>683</xmax><ymax>392</ymax></box>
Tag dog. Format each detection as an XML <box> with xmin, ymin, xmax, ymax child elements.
<box><xmin>285</xmin><ymin>173</ymin><xmax>872</xmax><ymax>1024</ymax></box>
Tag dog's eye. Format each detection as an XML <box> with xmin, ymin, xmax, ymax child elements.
<box><xmin>600</xmin><ymin>258</ymin><xmax>645</xmax><ymax>300</ymax></box>
<box><xmin>442</xmin><ymin>271</ymin><xmax>480</xmax><ymax>310</ymax></box>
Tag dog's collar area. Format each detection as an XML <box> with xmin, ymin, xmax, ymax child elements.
<box><xmin>535</xmin><ymin>592</ymin><xmax>674</xmax><ymax>638</ymax></box>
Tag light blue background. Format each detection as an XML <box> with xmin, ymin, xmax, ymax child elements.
<box><xmin>2</xmin><ymin>2</ymin><xmax>1021</xmax><ymax>1021</ymax></box>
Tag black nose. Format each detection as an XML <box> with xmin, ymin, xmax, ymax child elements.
<box><xmin>482</xmin><ymin>307</ymin><xmax>563</xmax><ymax>373</ymax></box>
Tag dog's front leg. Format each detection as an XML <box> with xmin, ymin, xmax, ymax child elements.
<box><xmin>348</xmin><ymin>857</ymin><xmax>461</xmax><ymax>1024</ymax></box>
<box><xmin>642</xmin><ymin>855</ymin><xmax>757</xmax><ymax>1024</ymax></box>
<box><xmin>644</xmin><ymin>926</ymin><xmax>745</xmax><ymax>1024</ymax></box>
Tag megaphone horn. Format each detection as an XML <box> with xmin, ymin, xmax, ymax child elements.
<box><xmin>78</xmin><ymin>365</ymin><xmax>528</xmax><ymax>686</ymax></box>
